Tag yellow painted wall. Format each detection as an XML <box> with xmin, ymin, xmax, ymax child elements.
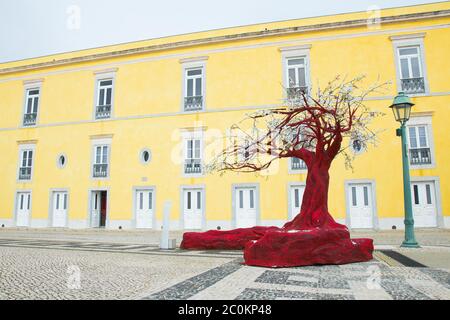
<box><xmin>0</xmin><ymin>2</ymin><xmax>449</xmax><ymax>229</ymax></box>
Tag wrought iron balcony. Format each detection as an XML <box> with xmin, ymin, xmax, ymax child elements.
<box><xmin>184</xmin><ymin>159</ymin><xmax>202</xmax><ymax>174</ymax></box>
<box><xmin>19</xmin><ymin>167</ymin><xmax>31</xmax><ymax>180</ymax></box>
<box><xmin>184</xmin><ymin>96</ymin><xmax>203</xmax><ymax>111</ymax></box>
<box><xmin>95</xmin><ymin>104</ymin><xmax>111</xmax><ymax>119</ymax></box>
<box><xmin>409</xmin><ymin>148</ymin><xmax>431</xmax><ymax>165</ymax></box>
<box><xmin>401</xmin><ymin>77</ymin><xmax>425</xmax><ymax>94</ymax></box>
<box><xmin>287</xmin><ymin>86</ymin><xmax>308</xmax><ymax>100</ymax></box>
<box><xmin>93</xmin><ymin>164</ymin><xmax>108</xmax><ymax>178</ymax></box>
<box><xmin>291</xmin><ymin>157</ymin><xmax>307</xmax><ymax>170</ymax></box>
<box><xmin>23</xmin><ymin>113</ymin><xmax>37</xmax><ymax>126</ymax></box>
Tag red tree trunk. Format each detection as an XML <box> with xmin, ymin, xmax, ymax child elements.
<box><xmin>181</xmin><ymin>152</ymin><xmax>373</xmax><ymax>267</ymax></box>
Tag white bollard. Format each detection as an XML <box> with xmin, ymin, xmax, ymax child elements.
<box><xmin>160</xmin><ymin>200</ymin><xmax>175</xmax><ymax>249</ymax></box>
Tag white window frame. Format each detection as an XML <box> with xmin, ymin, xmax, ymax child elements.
<box><xmin>21</xmin><ymin>79</ymin><xmax>43</xmax><ymax>127</ymax></box>
<box><xmin>93</xmin><ymin>69</ymin><xmax>116</xmax><ymax>120</ymax></box>
<box><xmin>91</xmin><ymin>138</ymin><xmax>112</xmax><ymax>179</ymax></box>
<box><xmin>280</xmin><ymin>45</ymin><xmax>312</xmax><ymax>100</ymax></box>
<box><xmin>390</xmin><ymin>33</ymin><xmax>429</xmax><ymax>96</ymax></box>
<box><xmin>17</xmin><ymin>143</ymin><xmax>36</xmax><ymax>182</ymax></box>
<box><xmin>181</xmin><ymin>130</ymin><xmax>204</xmax><ymax>177</ymax></box>
<box><xmin>406</xmin><ymin>114</ymin><xmax>436</xmax><ymax>169</ymax></box>
<box><xmin>180</xmin><ymin>57</ymin><xmax>207</xmax><ymax>112</ymax></box>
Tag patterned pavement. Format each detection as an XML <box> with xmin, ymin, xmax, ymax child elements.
<box><xmin>0</xmin><ymin>236</ymin><xmax>449</xmax><ymax>300</ymax></box>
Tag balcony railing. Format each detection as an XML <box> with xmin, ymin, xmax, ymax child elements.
<box><xmin>401</xmin><ymin>77</ymin><xmax>425</xmax><ymax>94</ymax></box>
<box><xmin>19</xmin><ymin>167</ymin><xmax>32</xmax><ymax>180</ymax></box>
<box><xmin>184</xmin><ymin>96</ymin><xmax>203</xmax><ymax>111</ymax></box>
<box><xmin>409</xmin><ymin>148</ymin><xmax>431</xmax><ymax>165</ymax></box>
<box><xmin>184</xmin><ymin>159</ymin><xmax>202</xmax><ymax>174</ymax></box>
<box><xmin>23</xmin><ymin>113</ymin><xmax>37</xmax><ymax>126</ymax></box>
<box><xmin>95</xmin><ymin>105</ymin><xmax>111</xmax><ymax>119</ymax></box>
<box><xmin>287</xmin><ymin>86</ymin><xmax>308</xmax><ymax>100</ymax></box>
<box><xmin>291</xmin><ymin>157</ymin><xmax>307</xmax><ymax>170</ymax></box>
<box><xmin>93</xmin><ymin>164</ymin><xmax>108</xmax><ymax>178</ymax></box>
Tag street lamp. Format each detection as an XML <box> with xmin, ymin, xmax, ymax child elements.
<box><xmin>389</xmin><ymin>92</ymin><xmax>420</xmax><ymax>248</ymax></box>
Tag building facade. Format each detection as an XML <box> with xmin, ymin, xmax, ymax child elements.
<box><xmin>0</xmin><ymin>2</ymin><xmax>449</xmax><ymax>231</ymax></box>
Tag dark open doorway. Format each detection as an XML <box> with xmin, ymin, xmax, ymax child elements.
<box><xmin>100</xmin><ymin>191</ymin><xmax>107</xmax><ymax>227</ymax></box>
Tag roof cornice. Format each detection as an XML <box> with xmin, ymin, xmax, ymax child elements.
<box><xmin>1</xmin><ymin>9</ymin><xmax>450</xmax><ymax>75</ymax></box>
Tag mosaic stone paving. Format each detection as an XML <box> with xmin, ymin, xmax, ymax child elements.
<box><xmin>1</xmin><ymin>238</ymin><xmax>449</xmax><ymax>300</ymax></box>
<box><xmin>144</xmin><ymin>259</ymin><xmax>450</xmax><ymax>300</ymax></box>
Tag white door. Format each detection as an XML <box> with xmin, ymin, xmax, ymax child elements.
<box><xmin>348</xmin><ymin>184</ymin><xmax>374</xmax><ymax>229</ymax></box>
<box><xmin>52</xmin><ymin>192</ymin><xmax>68</xmax><ymax>227</ymax></box>
<box><xmin>289</xmin><ymin>185</ymin><xmax>305</xmax><ymax>219</ymax></box>
<box><xmin>235</xmin><ymin>187</ymin><xmax>257</xmax><ymax>228</ymax></box>
<box><xmin>16</xmin><ymin>192</ymin><xmax>31</xmax><ymax>227</ymax></box>
<box><xmin>412</xmin><ymin>181</ymin><xmax>437</xmax><ymax>227</ymax></box>
<box><xmin>91</xmin><ymin>191</ymin><xmax>101</xmax><ymax>228</ymax></box>
<box><xmin>183</xmin><ymin>189</ymin><xmax>203</xmax><ymax>229</ymax></box>
<box><xmin>135</xmin><ymin>189</ymin><xmax>154</xmax><ymax>228</ymax></box>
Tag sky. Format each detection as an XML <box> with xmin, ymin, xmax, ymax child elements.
<box><xmin>0</xmin><ymin>0</ymin><xmax>443</xmax><ymax>63</ymax></box>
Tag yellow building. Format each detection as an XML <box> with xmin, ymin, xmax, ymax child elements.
<box><xmin>0</xmin><ymin>2</ymin><xmax>449</xmax><ymax>231</ymax></box>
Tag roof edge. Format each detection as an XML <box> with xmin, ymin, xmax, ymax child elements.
<box><xmin>1</xmin><ymin>9</ymin><xmax>450</xmax><ymax>75</ymax></box>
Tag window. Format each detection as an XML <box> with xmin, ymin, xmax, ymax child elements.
<box><xmin>184</xmin><ymin>68</ymin><xmax>203</xmax><ymax>111</ymax></box>
<box><xmin>288</xmin><ymin>130</ymin><xmax>307</xmax><ymax>172</ymax></box>
<box><xmin>391</xmin><ymin>34</ymin><xmax>427</xmax><ymax>95</ymax></box>
<box><xmin>184</xmin><ymin>138</ymin><xmax>202</xmax><ymax>174</ymax></box>
<box><xmin>95</xmin><ymin>79</ymin><xmax>113</xmax><ymax>119</ymax></box>
<box><xmin>407</xmin><ymin>125</ymin><xmax>431</xmax><ymax>165</ymax></box>
<box><xmin>140</xmin><ymin>149</ymin><xmax>151</xmax><ymax>164</ymax></box>
<box><xmin>350</xmin><ymin>138</ymin><xmax>365</xmax><ymax>154</ymax></box>
<box><xmin>23</xmin><ymin>88</ymin><xmax>40</xmax><ymax>126</ymax></box>
<box><xmin>286</xmin><ymin>57</ymin><xmax>308</xmax><ymax>99</ymax></box>
<box><xmin>18</xmin><ymin>149</ymin><xmax>33</xmax><ymax>181</ymax></box>
<box><xmin>93</xmin><ymin>145</ymin><xmax>109</xmax><ymax>178</ymax></box>
<box><xmin>398</xmin><ymin>46</ymin><xmax>425</xmax><ymax>94</ymax></box>
<box><xmin>57</xmin><ymin>154</ymin><xmax>67</xmax><ymax>168</ymax></box>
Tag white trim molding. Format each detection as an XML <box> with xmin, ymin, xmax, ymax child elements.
<box><xmin>179</xmin><ymin>56</ymin><xmax>209</xmax><ymax>64</ymax></box>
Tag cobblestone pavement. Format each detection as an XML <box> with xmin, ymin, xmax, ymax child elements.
<box><xmin>1</xmin><ymin>227</ymin><xmax>449</xmax><ymax>247</ymax></box>
<box><xmin>0</xmin><ymin>228</ymin><xmax>449</xmax><ymax>300</ymax></box>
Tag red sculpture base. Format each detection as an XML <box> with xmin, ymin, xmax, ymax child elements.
<box><xmin>181</xmin><ymin>223</ymin><xmax>373</xmax><ymax>268</ymax></box>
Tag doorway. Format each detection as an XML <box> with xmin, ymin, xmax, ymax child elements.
<box><xmin>52</xmin><ymin>191</ymin><xmax>68</xmax><ymax>227</ymax></box>
<box><xmin>16</xmin><ymin>191</ymin><xmax>31</xmax><ymax>227</ymax></box>
<box><xmin>91</xmin><ymin>190</ymin><xmax>107</xmax><ymax>228</ymax></box>
<box><xmin>234</xmin><ymin>185</ymin><xmax>258</xmax><ymax>228</ymax></box>
<box><xmin>182</xmin><ymin>188</ymin><xmax>204</xmax><ymax>230</ymax></box>
<box><xmin>411</xmin><ymin>181</ymin><xmax>438</xmax><ymax>227</ymax></box>
<box><xmin>135</xmin><ymin>188</ymin><xmax>154</xmax><ymax>229</ymax></box>
<box><xmin>347</xmin><ymin>183</ymin><xmax>375</xmax><ymax>229</ymax></box>
<box><xmin>289</xmin><ymin>184</ymin><xmax>305</xmax><ymax>220</ymax></box>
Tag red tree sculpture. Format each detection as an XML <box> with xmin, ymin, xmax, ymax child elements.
<box><xmin>181</xmin><ymin>76</ymin><xmax>385</xmax><ymax>267</ymax></box>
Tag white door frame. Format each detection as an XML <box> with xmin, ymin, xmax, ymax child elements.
<box><xmin>14</xmin><ymin>190</ymin><xmax>32</xmax><ymax>227</ymax></box>
<box><xmin>48</xmin><ymin>188</ymin><xmax>69</xmax><ymax>228</ymax></box>
<box><xmin>232</xmin><ymin>183</ymin><xmax>260</xmax><ymax>228</ymax></box>
<box><xmin>410</xmin><ymin>176</ymin><xmax>443</xmax><ymax>228</ymax></box>
<box><xmin>287</xmin><ymin>182</ymin><xmax>306</xmax><ymax>220</ymax></box>
<box><xmin>88</xmin><ymin>188</ymin><xmax>110</xmax><ymax>228</ymax></box>
<box><xmin>344</xmin><ymin>179</ymin><xmax>379</xmax><ymax>230</ymax></box>
<box><xmin>132</xmin><ymin>186</ymin><xmax>156</xmax><ymax>228</ymax></box>
<box><xmin>179</xmin><ymin>185</ymin><xmax>206</xmax><ymax>230</ymax></box>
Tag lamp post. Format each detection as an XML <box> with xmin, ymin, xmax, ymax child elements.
<box><xmin>389</xmin><ymin>92</ymin><xmax>420</xmax><ymax>248</ymax></box>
